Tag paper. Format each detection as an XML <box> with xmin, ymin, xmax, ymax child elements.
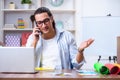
<box><xmin>77</xmin><ymin>69</ymin><xmax>98</xmax><ymax>75</ymax></box>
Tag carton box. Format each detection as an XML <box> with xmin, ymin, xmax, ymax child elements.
<box><xmin>117</xmin><ymin>36</ymin><xmax>120</xmax><ymax>64</ymax></box>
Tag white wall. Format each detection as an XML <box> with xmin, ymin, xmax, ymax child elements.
<box><xmin>82</xmin><ymin>0</ymin><xmax>120</xmax><ymax>17</ymax></box>
<box><xmin>80</xmin><ymin>0</ymin><xmax>120</xmax><ymax>69</ymax></box>
<box><xmin>82</xmin><ymin>17</ymin><xmax>120</xmax><ymax>56</ymax></box>
<box><xmin>80</xmin><ymin>0</ymin><xmax>120</xmax><ymax>56</ymax></box>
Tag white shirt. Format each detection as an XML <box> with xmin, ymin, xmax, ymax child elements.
<box><xmin>42</xmin><ymin>36</ymin><xmax>61</xmax><ymax>69</ymax></box>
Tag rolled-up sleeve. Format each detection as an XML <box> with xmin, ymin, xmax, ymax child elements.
<box><xmin>68</xmin><ymin>32</ymin><xmax>85</xmax><ymax>69</ymax></box>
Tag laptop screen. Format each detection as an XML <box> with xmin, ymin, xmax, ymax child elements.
<box><xmin>0</xmin><ymin>47</ymin><xmax>37</xmax><ymax>73</ymax></box>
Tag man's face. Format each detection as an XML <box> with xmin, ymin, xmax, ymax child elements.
<box><xmin>35</xmin><ymin>12</ymin><xmax>54</xmax><ymax>34</ymax></box>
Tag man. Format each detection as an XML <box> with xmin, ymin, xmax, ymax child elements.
<box><xmin>26</xmin><ymin>7</ymin><xmax>94</xmax><ymax>70</ymax></box>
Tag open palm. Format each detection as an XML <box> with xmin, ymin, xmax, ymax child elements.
<box><xmin>79</xmin><ymin>38</ymin><xmax>94</xmax><ymax>50</ymax></box>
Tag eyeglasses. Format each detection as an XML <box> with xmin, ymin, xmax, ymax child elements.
<box><xmin>36</xmin><ymin>18</ymin><xmax>50</xmax><ymax>27</ymax></box>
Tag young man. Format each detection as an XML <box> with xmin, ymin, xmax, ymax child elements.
<box><xmin>26</xmin><ymin>7</ymin><xmax>94</xmax><ymax>70</ymax></box>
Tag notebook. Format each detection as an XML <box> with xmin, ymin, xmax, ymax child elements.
<box><xmin>0</xmin><ymin>47</ymin><xmax>37</xmax><ymax>73</ymax></box>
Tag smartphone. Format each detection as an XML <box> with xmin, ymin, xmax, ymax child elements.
<box><xmin>35</xmin><ymin>30</ymin><xmax>41</xmax><ymax>37</ymax></box>
<box><xmin>33</xmin><ymin>18</ymin><xmax>43</xmax><ymax>37</ymax></box>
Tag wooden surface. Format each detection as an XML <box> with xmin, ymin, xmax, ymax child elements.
<box><xmin>0</xmin><ymin>70</ymin><xmax>120</xmax><ymax>80</ymax></box>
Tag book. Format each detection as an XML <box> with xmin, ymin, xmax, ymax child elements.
<box><xmin>21</xmin><ymin>32</ymin><xmax>32</xmax><ymax>46</ymax></box>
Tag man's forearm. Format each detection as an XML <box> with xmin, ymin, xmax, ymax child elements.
<box><xmin>31</xmin><ymin>40</ymin><xmax>38</xmax><ymax>48</ymax></box>
<box><xmin>76</xmin><ymin>49</ymin><xmax>84</xmax><ymax>63</ymax></box>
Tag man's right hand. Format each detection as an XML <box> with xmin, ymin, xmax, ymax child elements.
<box><xmin>31</xmin><ymin>27</ymin><xmax>41</xmax><ymax>47</ymax></box>
<box><xmin>33</xmin><ymin>26</ymin><xmax>41</xmax><ymax>40</ymax></box>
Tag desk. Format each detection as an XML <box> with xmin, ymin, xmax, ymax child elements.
<box><xmin>0</xmin><ymin>70</ymin><xmax>120</xmax><ymax>80</ymax></box>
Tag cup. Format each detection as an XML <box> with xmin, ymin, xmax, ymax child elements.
<box><xmin>54</xmin><ymin>65</ymin><xmax>62</xmax><ymax>75</ymax></box>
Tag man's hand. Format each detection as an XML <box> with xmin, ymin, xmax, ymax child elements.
<box><xmin>78</xmin><ymin>38</ymin><xmax>94</xmax><ymax>52</ymax></box>
<box><xmin>33</xmin><ymin>26</ymin><xmax>41</xmax><ymax>40</ymax></box>
<box><xmin>76</xmin><ymin>38</ymin><xmax>94</xmax><ymax>63</ymax></box>
<box><xmin>31</xmin><ymin>26</ymin><xmax>41</xmax><ymax>47</ymax></box>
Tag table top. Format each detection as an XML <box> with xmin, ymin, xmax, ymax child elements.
<box><xmin>0</xmin><ymin>69</ymin><xmax>120</xmax><ymax>80</ymax></box>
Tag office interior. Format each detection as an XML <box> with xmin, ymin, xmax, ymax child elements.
<box><xmin>0</xmin><ymin>0</ymin><xmax>120</xmax><ymax>69</ymax></box>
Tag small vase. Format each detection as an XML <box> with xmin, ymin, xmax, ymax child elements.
<box><xmin>23</xmin><ymin>4</ymin><xmax>30</xmax><ymax>9</ymax></box>
<box><xmin>9</xmin><ymin>2</ymin><xmax>15</xmax><ymax>9</ymax></box>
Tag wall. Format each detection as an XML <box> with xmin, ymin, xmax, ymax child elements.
<box><xmin>82</xmin><ymin>17</ymin><xmax>120</xmax><ymax>56</ymax></box>
<box><xmin>82</xmin><ymin>0</ymin><xmax>120</xmax><ymax>17</ymax></box>
<box><xmin>80</xmin><ymin>0</ymin><xmax>120</xmax><ymax>69</ymax></box>
<box><xmin>81</xmin><ymin>17</ymin><xmax>120</xmax><ymax>69</ymax></box>
<box><xmin>81</xmin><ymin>0</ymin><xmax>120</xmax><ymax>56</ymax></box>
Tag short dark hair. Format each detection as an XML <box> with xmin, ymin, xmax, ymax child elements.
<box><xmin>34</xmin><ymin>7</ymin><xmax>55</xmax><ymax>29</ymax></box>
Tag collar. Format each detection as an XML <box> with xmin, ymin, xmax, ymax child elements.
<box><xmin>55</xmin><ymin>27</ymin><xmax>65</xmax><ymax>41</ymax></box>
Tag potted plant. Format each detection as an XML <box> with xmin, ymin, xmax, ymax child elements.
<box><xmin>21</xmin><ymin>0</ymin><xmax>32</xmax><ymax>9</ymax></box>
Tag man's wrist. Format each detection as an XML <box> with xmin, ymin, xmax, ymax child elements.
<box><xmin>78</xmin><ymin>48</ymin><xmax>84</xmax><ymax>53</ymax></box>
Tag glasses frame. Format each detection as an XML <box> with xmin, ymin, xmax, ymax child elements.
<box><xmin>36</xmin><ymin>18</ymin><xmax>50</xmax><ymax>27</ymax></box>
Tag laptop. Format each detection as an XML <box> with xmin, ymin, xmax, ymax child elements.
<box><xmin>0</xmin><ymin>47</ymin><xmax>37</xmax><ymax>73</ymax></box>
